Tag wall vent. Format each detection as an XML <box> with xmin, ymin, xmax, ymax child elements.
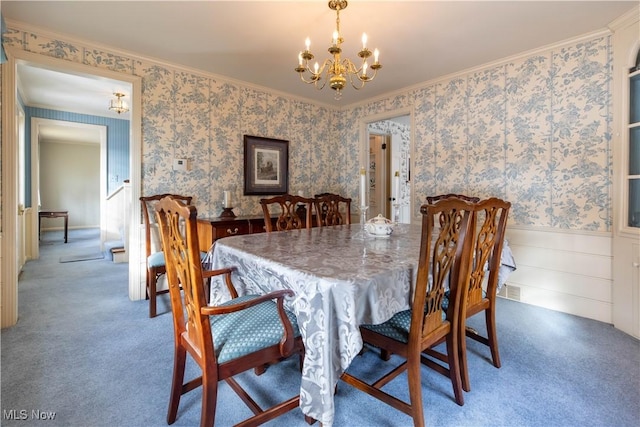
<box><xmin>506</xmin><ymin>285</ymin><xmax>521</xmax><ymax>301</ymax></box>
<box><xmin>497</xmin><ymin>285</ymin><xmax>507</xmax><ymax>298</ymax></box>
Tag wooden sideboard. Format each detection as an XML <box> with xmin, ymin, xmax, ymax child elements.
<box><xmin>197</xmin><ymin>211</ymin><xmax>319</xmax><ymax>252</ymax></box>
<box><xmin>196</xmin><ymin>216</ymin><xmax>266</xmax><ymax>252</ymax></box>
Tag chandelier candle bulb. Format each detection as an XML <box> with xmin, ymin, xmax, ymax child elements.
<box><xmin>362</xmin><ymin>33</ymin><xmax>367</xmax><ymax>49</ymax></box>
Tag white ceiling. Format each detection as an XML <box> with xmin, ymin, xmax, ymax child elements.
<box><xmin>4</xmin><ymin>0</ymin><xmax>637</xmax><ymax>142</ymax></box>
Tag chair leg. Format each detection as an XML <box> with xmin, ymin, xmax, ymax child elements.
<box><xmin>148</xmin><ymin>267</ymin><xmax>157</xmax><ymax>318</ymax></box>
<box><xmin>406</xmin><ymin>356</ymin><xmax>425</xmax><ymax>427</ymax></box>
<box><xmin>459</xmin><ymin>324</ymin><xmax>471</xmax><ymax>393</ymax></box>
<box><xmin>201</xmin><ymin>369</ymin><xmax>217</xmax><ymax>427</ymax></box>
<box><xmin>445</xmin><ymin>333</ymin><xmax>464</xmax><ymax>406</ymax></box>
<box><xmin>167</xmin><ymin>346</ymin><xmax>187</xmax><ymax>425</ymax></box>
<box><xmin>485</xmin><ymin>307</ymin><xmax>501</xmax><ymax>368</ymax></box>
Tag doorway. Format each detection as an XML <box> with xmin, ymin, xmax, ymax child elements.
<box><xmin>368</xmin><ymin>133</ymin><xmax>391</xmax><ymax>218</ymax></box>
<box><xmin>32</xmin><ymin>119</ymin><xmax>107</xmax><ymax>252</ymax></box>
<box><xmin>2</xmin><ymin>47</ymin><xmax>143</xmax><ymax>327</ymax></box>
<box><xmin>360</xmin><ymin>109</ymin><xmax>413</xmax><ymax>224</ymax></box>
<box><xmin>31</xmin><ymin>117</ymin><xmax>108</xmax><ymax>247</ymax></box>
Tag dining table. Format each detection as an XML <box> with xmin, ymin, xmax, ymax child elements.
<box><xmin>207</xmin><ymin>223</ymin><xmax>516</xmax><ymax>426</ymax></box>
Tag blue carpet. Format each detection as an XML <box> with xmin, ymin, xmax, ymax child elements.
<box><xmin>1</xmin><ymin>228</ymin><xmax>638</xmax><ymax>426</ymax></box>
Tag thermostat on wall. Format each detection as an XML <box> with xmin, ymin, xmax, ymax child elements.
<box><xmin>173</xmin><ymin>158</ymin><xmax>189</xmax><ymax>171</ymax></box>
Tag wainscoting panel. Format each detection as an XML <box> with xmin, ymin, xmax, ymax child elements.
<box><xmin>512</xmin><ymin>265</ymin><xmax>612</xmax><ymax>303</ymax></box>
<box><xmin>504</xmin><ymin>227</ymin><xmax>613</xmax><ymax>324</ymax></box>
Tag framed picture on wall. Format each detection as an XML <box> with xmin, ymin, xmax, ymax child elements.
<box><xmin>243</xmin><ymin>135</ymin><xmax>289</xmax><ymax>195</ymax></box>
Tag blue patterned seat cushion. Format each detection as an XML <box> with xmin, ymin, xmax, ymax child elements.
<box><xmin>211</xmin><ymin>295</ymin><xmax>300</xmax><ymax>364</ymax></box>
<box><xmin>362</xmin><ymin>310</ymin><xmax>413</xmax><ymax>343</ymax></box>
<box><xmin>147</xmin><ymin>251</ymin><xmax>208</xmax><ymax>268</ymax></box>
<box><xmin>362</xmin><ymin>307</ymin><xmax>447</xmax><ymax>343</ymax></box>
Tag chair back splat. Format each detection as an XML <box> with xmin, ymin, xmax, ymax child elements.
<box><xmin>426</xmin><ymin>193</ymin><xmax>480</xmax><ymax>204</ymax></box>
<box><xmin>155</xmin><ymin>196</ymin><xmax>305</xmax><ymax>427</ymax></box>
<box><xmin>260</xmin><ymin>194</ymin><xmax>317</xmax><ymax>232</ymax></box>
<box><xmin>139</xmin><ymin>193</ymin><xmax>193</xmax><ymax>318</ymax></box>
<box><xmin>341</xmin><ymin>198</ymin><xmax>475</xmax><ymax>427</ymax></box>
<box><xmin>313</xmin><ymin>193</ymin><xmax>352</xmax><ymax>226</ymax></box>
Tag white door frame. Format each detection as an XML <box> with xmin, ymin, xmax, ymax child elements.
<box><xmin>1</xmin><ymin>48</ymin><xmax>143</xmax><ymax>328</ymax></box>
<box><xmin>359</xmin><ymin>107</ymin><xmax>415</xmax><ymax>222</ymax></box>
<box><xmin>611</xmin><ymin>9</ymin><xmax>640</xmax><ymax>339</ymax></box>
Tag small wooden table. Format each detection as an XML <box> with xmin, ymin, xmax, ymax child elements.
<box><xmin>39</xmin><ymin>210</ymin><xmax>69</xmax><ymax>243</ymax></box>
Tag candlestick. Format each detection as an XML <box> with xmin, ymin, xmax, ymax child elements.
<box><xmin>394</xmin><ymin>171</ymin><xmax>400</xmax><ymax>203</ymax></box>
<box><xmin>393</xmin><ymin>203</ymin><xmax>400</xmax><ymax>226</ymax></box>
<box><xmin>360</xmin><ymin>168</ymin><xmax>367</xmax><ymax>207</ymax></box>
<box><xmin>223</xmin><ymin>190</ymin><xmax>231</xmax><ymax>208</ymax></box>
<box><xmin>359</xmin><ymin>205</ymin><xmax>369</xmax><ymax>236</ymax></box>
<box><xmin>220</xmin><ymin>207</ymin><xmax>236</xmax><ymax>218</ymax></box>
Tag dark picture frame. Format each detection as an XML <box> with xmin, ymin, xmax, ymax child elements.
<box><xmin>243</xmin><ymin>135</ymin><xmax>289</xmax><ymax>195</ymax></box>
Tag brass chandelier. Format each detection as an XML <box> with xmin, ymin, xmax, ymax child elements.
<box><xmin>295</xmin><ymin>0</ymin><xmax>382</xmax><ymax>100</ymax></box>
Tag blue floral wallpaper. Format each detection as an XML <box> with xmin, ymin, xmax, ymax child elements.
<box><xmin>342</xmin><ymin>37</ymin><xmax>612</xmax><ymax>231</ymax></box>
<box><xmin>3</xmin><ymin>25</ymin><xmax>612</xmax><ymax>231</ymax></box>
<box><xmin>2</xmin><ymin>27</ymin><xmax>343</xmax><ymax>219</ymax></box>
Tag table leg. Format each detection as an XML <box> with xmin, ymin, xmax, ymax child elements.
<box><xmin>64</xmin><ymin>215</ymin><xmax>68</xmax><ymax>243</ymax></box>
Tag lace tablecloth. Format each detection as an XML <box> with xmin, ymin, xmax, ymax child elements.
<box><xmin>208</xmin><ymin>223</ymin><xmax>515</xmax><ymax>425</ymax></box>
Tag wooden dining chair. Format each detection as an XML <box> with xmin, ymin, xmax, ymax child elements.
<box><xmin>313</xmin><ymin>193</ymin><xmax>352</xmax><ymax>226</ymax></box>
<box><xmin>155</xmin><ymin>195</ymin><xmax>305</xmax><ymax>427</ymax></box>
<box><xmin>341</xmin><ymin>199</ymin><xmax>476</xmax><ymax>427</ymax></box>
<box><xmin>426</xmin><ymin>193</ymin><xmax>480</xmax><ymax>204</ymax></box>
<box><xmin>458</xmin><ymin>197</ymin><xmax>511</xmax><ymax>392</ymax></box>
<box><xmin>140</xmin><ymin>193</ymin><xmax>193</xmax><ymax>318</ymax></box>
<box><xmin>260</xmin><ymin>194</ymin><xmax>317</xmax><ymax>232</ymax></box>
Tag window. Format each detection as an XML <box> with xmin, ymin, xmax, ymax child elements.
<box><xmin>628</xmin><ymin>49</ymin><xmax>640</xmax><ymax>228</ymax></box>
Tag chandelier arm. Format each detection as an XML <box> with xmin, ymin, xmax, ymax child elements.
<box><xmin>314</xmin><ymin>77</ymin><xmax>329</xmax><ymax>91</ymax></box>
<box><xmin>298</xmin><ymin>73</ymin><xmax>329</xmax><ymax>91</ymax></box>
<box><xmin>297</xmin><ymin>58</ymin><xmax>334</xmax><ymax>84</ymax></box>
<box><xmin>346</xmin><ymin>73</ymin><xmax>367</xmax><ymax>90</ymax></box>
<box><xmin>341</xmin><ymin>59</ymin><xmax>366</xmax><ymax>89</ymax></box>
